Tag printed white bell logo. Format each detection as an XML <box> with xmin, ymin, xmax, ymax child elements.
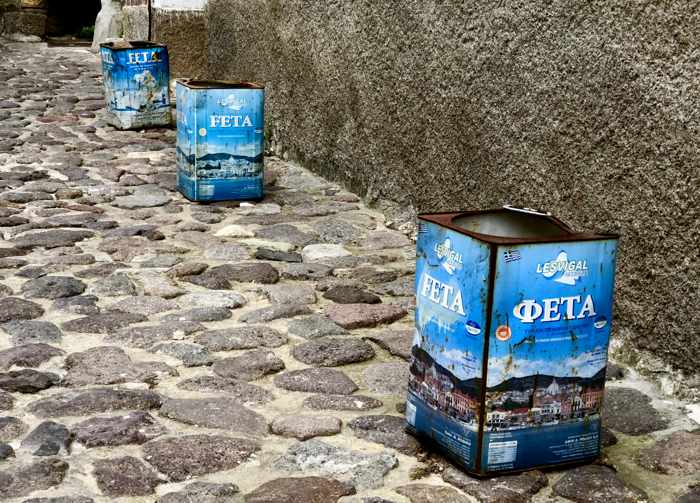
<box><xmin>537</xmin><ymin>251</ymin><xmax>588</xmax><ymax>285</ymax></box>
<box><xmin>440</xmin><ymin>239</ymin><xmax>456</xmax><ymax>274</ymax></box>
<box><xmin>219</xmin><ymin>94</ymin><xmax>243</xmax><ymax>111</ymax></box>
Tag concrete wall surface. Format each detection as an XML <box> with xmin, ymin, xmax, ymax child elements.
<box><xmin>206</xmin><ymin>0</ymin><xmax>699</xmax><ymax>382</ymax></box>
<box><xmin>152</xmin><ymin>8</ymin><xmax>208</xmax><ymax>78</ymax></box>
<box><xmin>122</xmin><ymin>4</ymin><xmax>149</xmax><ymax>40</ymax></box>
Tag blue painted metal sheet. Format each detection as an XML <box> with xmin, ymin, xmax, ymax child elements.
<box><xmin>407</xmin><ymin>209</ymin><xmax>619</xmax><ymax>476</ymax></box>
<box><xmin>408</xmin><ymin>223</ymin><xmax>491</xmax><ymax>471</ymax></box>
<box><xmin>176</xmin><ymin>79</ymin><xmax>264</xmax><ymax>202</ymax></box>
<box><xmin>99</xmin><ymin>42</ymin><xmax>171</xmax><ymax>129</ymax></box>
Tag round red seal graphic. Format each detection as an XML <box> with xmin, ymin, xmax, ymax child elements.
<box><xmin>495</xmin><ymin>325</ymin><xmax>511</xmax><ymax>341</ymax></box>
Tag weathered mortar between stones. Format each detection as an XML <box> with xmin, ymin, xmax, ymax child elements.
<box><xmin>204</xmin><ymin>0</ymin><xmax>700</xmax><ymax>379</ymax></box>
<box><xmin>2</xmin><ymin>5</ymin><xmax>45</xmax><ymax>36</ymax></box>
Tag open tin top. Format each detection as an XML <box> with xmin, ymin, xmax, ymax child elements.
<box><xmin>418</xmin><ymin>206</ymin><xmax>618</xmax><ymax>245</ymax></box>
<box><xmin>176</xmin><ymin>79</ymin><xmax>264</xmax><ymax>90</ymax></box>
<box><xmin>100</xmin><ymin>41</ymin><xmax>167</xmax><ymax>50</ymax></box>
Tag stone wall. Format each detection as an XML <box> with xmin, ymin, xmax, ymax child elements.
<box><xmin>1</xmin><ymin>0</ymin><xmax>46</xmax><ymax>40</ymax></box>
<box><xmin>3</xmin><ymin>0</ymin><xmax>99</xmax><ymax>40</ymax></box>
<box><xmin>0</xmin><ymin>0</ymin><xmax>19</xmax><ymax>35</ymax></box>
<box><xmin>205</xmin><ymin>0</ymin><xmax>700</xmax><ymax>382</ymax></box>
<box><xmin>150</xmin><ymin>0</ymin><xmax>208</xmax><ymax>78</ymax></box>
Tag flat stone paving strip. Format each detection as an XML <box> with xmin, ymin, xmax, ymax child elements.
<box><xmin>0</xmin><ymin>40</ymin><xmax>695</xmax><ymax>503</ymax></box>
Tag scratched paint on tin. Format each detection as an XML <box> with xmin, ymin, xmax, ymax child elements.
<box><xmin>407</xmin><ymin>210</ymin><xmax>619</xmax><ymax>476</ymax></box>
<box><xmin>407</xmin><ymin>220</ymin><xmax>491</xmax><ymax>471</ymax></box>
<box><xmin>100</xmin><ymin>42</ymin><xmax>171</xmax><ymax>129</ymax></box>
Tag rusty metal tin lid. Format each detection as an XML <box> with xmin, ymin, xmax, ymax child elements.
<box><xmin>418</xmin><ymin>207</ymin><xmax>619</xmax><ymax>245</ymax></box>
<box><xmin>176</xmin><ymin>79</ymin><xmax>265</xmax><ymax>90</ymax></box>
<box><xmin>100</xmin><ymin>41</ymin><xmax>168</xmax><ymax>51</ymax></box>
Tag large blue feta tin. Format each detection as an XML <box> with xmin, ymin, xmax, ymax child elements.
<box><xmin>408</xmin><ymin>207</ymin><xmax>619</xmax><ymax>476</ymax></box>
<box><xmin>176</xmin><ymin>79</ymin><xmax>264</xmax><ymax>202</ymax></box>
<box><xmin>99</xmin><ymin>41</ymin><xmax>171</xmax><ymax>130</ymax></box>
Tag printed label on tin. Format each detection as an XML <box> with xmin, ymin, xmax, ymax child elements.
<box><xmin>487</xmin><ymin>440</ymin><xmax>518</xmax><ymax>465</ymax></box>
<box><xmin>408</xmin><ymin>221</ymin><xmax>491</xmax><ymax>470</ymax></box>
<box><xmin>176</xmin><ymin>84</ymin><xmax>264</xmax><ymax>201</ymax></box>
<box><xmin>482</xmin><ymin>240</ymin><xmax>617</xmax><ymax>472</ymax></box>
<box><xmin>100</xmin><ymin>46</ymin><xmax>170</xmax><ymax>129</ymax></box>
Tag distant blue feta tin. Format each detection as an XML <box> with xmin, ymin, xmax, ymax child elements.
<box><xmin>176</xmin><ymin>79</ymin><xmax>265</xmax><ymax>202</ymax></box>
<box><xmin>99</xmin><ymin>41</ymin><xmax>171</xmax><ymax>130</ymax></box>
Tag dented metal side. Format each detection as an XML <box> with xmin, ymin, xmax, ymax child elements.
<box><xmin>99</xmin><ymin>42</ymin><xmax>171</xmax><ymax>130</ymax></box>
<box><xmin>408</xmin><ymin>210</ymin><xmax>619</xmax><ymax>476</ymax></box>
<box><xmin>175</xmin><ymin>80</ymin><xmax>264</xmax><ymax>202</ymax></box>
<box><xmin>406</xmin><ymin>219</ymin><xmax>491</xmax><ymax>471</ymax></box>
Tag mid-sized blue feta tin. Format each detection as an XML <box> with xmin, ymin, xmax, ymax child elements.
<box><xmin>407</xmin><ymin>207</ymin><xmax>619</xmax><ymax>476</ymax></box>
<box><xmin>99</xmin><ymin>41</ymin><xmax>171</xmax><ymax>130</ymax></box>
<box><xmin>176</xmin><ymin>79</ymin><xmax>264</xmax><ymax>202</ymax></box>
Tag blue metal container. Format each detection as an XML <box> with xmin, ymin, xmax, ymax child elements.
<box><xmin>176</xmin><ymin>79</ymin><xmax>264</xmax><ymax>202</ymax></box>
<box><xmin>99</xmin><ymin>42</ymin><xmax>171</xmax><ymax>130</ymax></box>
<box><xmin>407</xmin><ymin>207</ymin><xmax>619</xmax><ymax>476</ymax></box>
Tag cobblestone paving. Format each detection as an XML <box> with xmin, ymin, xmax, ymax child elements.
<box><xmin>0</xmin><ymin>41</ymin><xmax>698</xmax><ymax>503</ymax></box>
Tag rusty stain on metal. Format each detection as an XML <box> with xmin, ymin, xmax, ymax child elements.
<box><xmin>99</xmin><ymin>41</ymin><xmax>171</xmax><ymax>130</ymax></box>
<box><xmin>407</xmin><ymin>207</ymin><xmax>619</xmax><ymax>476</ymax></box>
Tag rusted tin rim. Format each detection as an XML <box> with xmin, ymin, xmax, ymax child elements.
<box><xmin>100</xmin><ymin>41</ymin><xmax>168</xmax><ymax>50</ymax></box>
<box><xmin>418</xmin><ymin>208</ymin><xmax>619</xmax><ymax>245</ymax></box>
<box><xmin>176</xmin><ymin>79</ymin><xmax>265</xmax><ymax>90</ymax></box>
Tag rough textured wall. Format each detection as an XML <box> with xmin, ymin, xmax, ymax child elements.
<box><xmin>1</xmin><ymin>0</ymin><xmax>45</xmax><ymax>38</ymax></box>
<box><xmin>0</xmin><ymin>0</ymin><xmax>21</xmax><ymax>33</ymax></box>
<box><xmin>205</xmin><ymin>1</ymin><xmax>700</xmax><ymax>380</ymax></box>
<box><xmin>122</xmin><ymin>5</ymin><xmax>148</xmax><ymax>40</ymax></box>
<box><xmin>152</xmin><ymin>9</ymin><xmax>207</xmax><ymax>78</ymax></box>
<box><xmin>92</xmin><ymin>0</ymin><xmax>124</xmax><ymax>49</ymax></box>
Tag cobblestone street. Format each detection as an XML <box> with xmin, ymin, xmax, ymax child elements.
<box><xmin>0</xmin><ymin>41</ymin><xmax>697</xmax><ymax>503</ymax></box>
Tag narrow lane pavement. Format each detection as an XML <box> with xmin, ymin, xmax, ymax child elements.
<box><xmin>0</xmin><ymin>41</ymin><xmax>697</xmax><ymax>503</ymax></box>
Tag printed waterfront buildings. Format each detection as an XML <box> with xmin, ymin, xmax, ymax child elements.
<box><xmin>486</xmin><ymin>373</ymin><xmax>605</xmax><ymax>431</ymax></box>
<box><xmin>409</xmin><ymin>345</ymin><xmax>605</xmax><ymax>432</ymax></box>
<box><xmin>175</xmin><ymin>148</ymin><xmax>262</xmax><ymax>179</ymax></box>
<box><xmin>408</xmin><ymin>346</ymin><xmax>480</xmax><ymax>427</ymax></box>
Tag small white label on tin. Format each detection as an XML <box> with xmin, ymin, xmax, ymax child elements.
<box><xmin>199</xmin><ymin>184</ymin><xmax>214</xmax><ymax>197</ymax></box>
<box><xmin>488</xmin><ymin>440</ymin><xmax>517</xmax><ymax>465</ymax></box>
<box><xmin>405</xmin><ymin>401</ymin><xmax>417</xmax><ymax>426</ymax></box>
